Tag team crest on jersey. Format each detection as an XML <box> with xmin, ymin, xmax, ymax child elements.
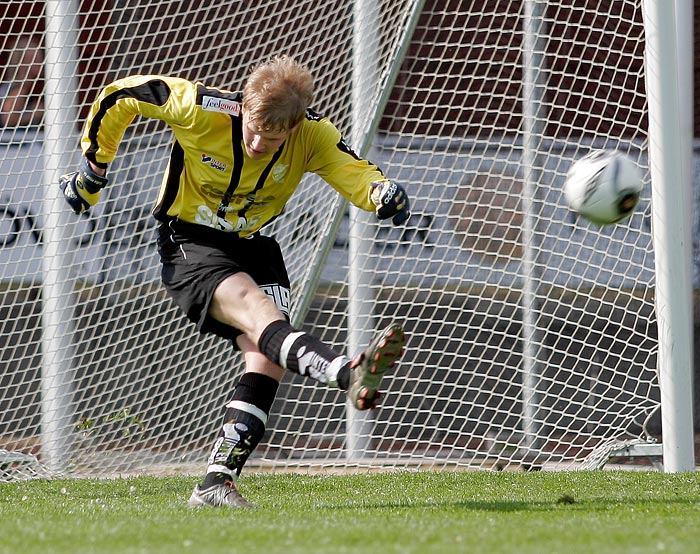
<box><xmin>201</xmin><ymin>153</ymin><xmax>227</xmax><ymax>171</ymax></box>
<box><xmin>201</xmin><ymin>95</ymin><xmax>241</xmax><ymax>116</ymax></box>
<box><xmin>272</xmin><ymin>163</ymin><xmax>289</xmax><ymax>183</ymax></box>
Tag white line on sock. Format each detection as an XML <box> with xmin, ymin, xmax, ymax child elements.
<box><xmin>279</xmin><ymin>331</ymin><xmax>305</xmax><ymax>369</ymax></box>
<box><xmin>225</xmin><ymin>399</ymin><xmax>269</xmax><ymax>425</ymax></box>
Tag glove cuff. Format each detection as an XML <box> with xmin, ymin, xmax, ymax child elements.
<box><xmin>369</xmin><ymin>180</ymin><xmax>390</xmax><ymax>208</ymax></box>
<box><xmin>79</xmin><ymin>158</ymin><xmax>108</xmax><ymax>194</ymax></box>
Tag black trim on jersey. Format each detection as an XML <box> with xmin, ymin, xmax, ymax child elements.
<box><xmin>306</xmin><ymin>108</ymin><xmax>323</xmax><ymax>122</ymax></box>
<box><xmin>153</xmin><ymin>140</ymin><xmax>185</xmax><ymax>221</ymax></box>
<box><xmin>85</xmin><ymin>79</ymin><xmax>171</xmax><ymax>165</ymax></box>
<box><xmin>337</xmin><ymin>137</ymin><xmax>387</xmax><ymax>175</ymax></box>
<box><xmin>337</xmin><ymin>137</ymin><xmax>361</xmax><ymax>161</ymax></box>
<box><xmin>217</xmin><ymin>116</ymin><xmax>245</xmax><ymax>219</ymax></box>
<box><xmin>216</xmin><ymin>106</ymin><xmax>284</xmax><ymax>219</ymax></box>
<box><xmin>237</xmin><ymin>146</ymin><xmax>284</xmax><ymax>219</ymax></box>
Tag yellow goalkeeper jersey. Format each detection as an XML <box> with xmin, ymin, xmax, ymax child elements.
<box><xmin>80</xmin><ymin>74</ymin><xmax>387</xmax><ymax>236</ymax></box>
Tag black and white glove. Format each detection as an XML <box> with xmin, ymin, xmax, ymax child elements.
<box><xmin>370</xmin><ymin>180</ymin><xmax>410</xmax><ymax>226</ymax></box>
<box><xmin>58</xmin><ymin>158</ymin><xmax>108</xmax><ymax>215</ymax></box>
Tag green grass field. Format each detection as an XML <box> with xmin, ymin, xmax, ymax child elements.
<box><xmin>1</xmin><ymin>470</ymin><xmax>699</xmax><ymax>554</ymax></box>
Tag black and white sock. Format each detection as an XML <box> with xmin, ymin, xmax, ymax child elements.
<box><xmin>202</xmin><ymin>372</ymin><xmax>279</xmax><ymax>487</ymax></box>
<box><xmin>258</xmin><ymin>320</ymin><xmax>351</xmax><ymax>389</ymax></box>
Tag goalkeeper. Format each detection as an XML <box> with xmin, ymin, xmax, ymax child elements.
<box><xmin>58</xmin><ymin>55</ymin><xmax>409</xmax><ymax>508</ymax></box>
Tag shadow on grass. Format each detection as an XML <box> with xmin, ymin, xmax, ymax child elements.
<box><xmin>313</xmin><ymin>496</ymin><xmax>699</xmax><ymax>513</ymax></box>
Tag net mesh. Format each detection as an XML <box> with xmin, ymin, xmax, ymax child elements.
<box><xmin>0</xmin><ymin>0</ymin><xmax>661</xmax><ymax>478</ymax></box>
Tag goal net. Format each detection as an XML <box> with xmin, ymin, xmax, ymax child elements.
<box><xmin>0</xmin><ymin>0</ymin><xmax>668</xmax><ymax>479</ymax></box>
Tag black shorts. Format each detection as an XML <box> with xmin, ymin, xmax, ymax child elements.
<box><xmin>157</xmin><ymin>219</ymin><xmax>291</xmax><ymax>342</ymax></box>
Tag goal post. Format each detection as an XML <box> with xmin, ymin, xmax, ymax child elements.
<box><xmin>39</xmin><ymin>0</ymin><xmax>84</xmax><ymax>474</ymax></box>
<box><xmin>0</xmin><ymin>0</ymin><xmax>695</xmax><ymax>480</ymax></box>
<box><xmin>643</xmin><ymin>0</ymin><xmax>694</xmax><ymax>472</ymax></box>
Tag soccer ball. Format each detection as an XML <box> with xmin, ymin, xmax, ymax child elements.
<box><xmin>564</xmin><ymin>150</ymin><xmax>643</xmax><ymax>226</ymax></box>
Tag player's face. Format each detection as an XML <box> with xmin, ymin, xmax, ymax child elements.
<box><xmin>242</xmin><ymin>109</ymin><xmax>291</xmax><ymax>160</ymax></box>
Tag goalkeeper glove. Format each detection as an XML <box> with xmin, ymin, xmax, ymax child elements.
<box><xmin>370</xmin><ymin>180</ymin><xmax>410</xmax><ymax>225</ymax></box>
<box><xmin>58</xmin><ymin>158</ymin><xmax>108</xmax><ymax>215</ymax></box>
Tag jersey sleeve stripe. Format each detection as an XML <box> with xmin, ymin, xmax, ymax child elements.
<box><xmin>85</xmin><ymin>79</ymin><xmax>172</xmax><ymax>164</ymax></box>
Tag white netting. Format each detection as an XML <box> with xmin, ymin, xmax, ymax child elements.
<box><xmin>0</xmin><ymin>1</ymin><xmax>666</xmax><ymax>478</ymax></box>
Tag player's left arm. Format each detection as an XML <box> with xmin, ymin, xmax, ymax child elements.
<box><xmin>306</xmin><ymin>117</ymin><xmax>411</xmax><ymax>226</ymax></box>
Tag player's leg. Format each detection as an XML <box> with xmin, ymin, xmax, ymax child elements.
<box><xmin>160</xmin><ymin>227</ymin><xmax>405</xmax><ymax>507</ymax></box>
<box><xmin>188</xmin><ymin>336</ymin><xmax>282</xmax><ymax>509</ymax></box>
<box><xmin>210</xmin><ymin>272</ymin><xmax>406</xmax><ymax>407</ymax></box>
<box><xmin>158</xmin><ymin>226</ymin><xmax>289</xmax><ymax>508</ymax></box>
<box><xmin>258</xmin><ymin>319</ymin><xmax>405</xmax><ymax>409</ymax></box>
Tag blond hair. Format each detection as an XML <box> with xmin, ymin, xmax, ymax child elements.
<box><xmin>242</xmin><ymin>55</ymin><xmax>314</xmax><ymax>132</ymax></box>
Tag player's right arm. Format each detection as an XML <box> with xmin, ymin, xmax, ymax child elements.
<box><xmin>59</xmin><ymin>75</ymin><xmax>197</xmax><ymax>214</ymax></box>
